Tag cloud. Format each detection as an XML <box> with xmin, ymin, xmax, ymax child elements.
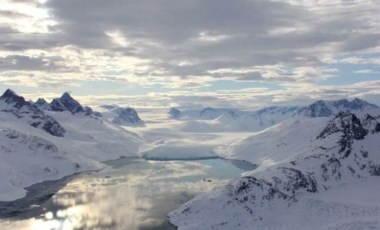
<box><xmin>0</xmin><ymin>55</ymin><xmax>70</xmax><ymax>71</ymax></box>
<box><xmin>354</xmin><ymin>69</ymin><xmax>380</xmax><ymax>74</ymax></box>
<box><xmin>39</xmin><ymin>0</ymin><xmax>379</xmax><ymax>83</ymax></box>
<box><xmin>0</xmin><ymin>0</ymin><xmax>380</xmax><ymax>108</ymax></box>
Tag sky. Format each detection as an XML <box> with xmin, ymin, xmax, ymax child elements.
<box><xmin>0</xmin><ymin>0</ymin><xmax>380</xmax><ymax>109</ymax></box>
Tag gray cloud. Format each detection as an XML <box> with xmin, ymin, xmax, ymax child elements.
<box><xmin>0</xmin><ymin>55</ymin><xmax>72</xmax><ymax>71</ymax></box>
<box><xmin>39</xmin><ymin>0</ymin><xmax>379</xmax><ymax>83</ymax></box>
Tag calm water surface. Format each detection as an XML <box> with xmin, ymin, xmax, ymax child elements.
<box><xmin>0</xmin><ymin>158</ymin><xmax>255</xmax><ymax>230</ymax></box>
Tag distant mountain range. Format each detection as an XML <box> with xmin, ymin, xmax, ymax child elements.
<box><xmin>172</xmin><ymin>98</ymin><xmax>380</xmax><ymax>132</ymax></box>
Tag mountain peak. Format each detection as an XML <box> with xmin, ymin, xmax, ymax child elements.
<box><xmin>1</xmin><ymin>89</ymin><xmax>17</xmax><ymax>98</ymax></box>
<box><xmin>34</xmin><ymin>98</ymin><xmax>51</xmax><ymax>110</ymax></box>
<box><xmin>36</xmin><ymin>98</ymin><xmax>48</xmax><ymax>104</ymax></box>
<box><xmin>60</xmin><ymin>92</ymin><xmax>74</xmax><ymax>101</ymax></box>
<box><xmin>51</xmin><ymin>92</ymin><xmax>84</xmax><ymax>113</ymax></box>
<box><xmin>0</xmin><ymin>89</ymin><xmax>28</xmax><ymax>109</ymax></box>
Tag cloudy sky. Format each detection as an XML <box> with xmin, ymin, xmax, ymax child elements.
<box><xmin>1</xmin><ymin>0</ymin><xmax>380</xmax><ymax>109</ymax></box>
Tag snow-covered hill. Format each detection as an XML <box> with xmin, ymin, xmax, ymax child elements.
<box><xmin>0</xmin><ymin>89</ymin><xmax>143</xmax><ymax>201</ymax></box>
<box><xmin>169</xmin><ymin>109</ymin><xmax>380</xmax><ymax>229</ymax></box>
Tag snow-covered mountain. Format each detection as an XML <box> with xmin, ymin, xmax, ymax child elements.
<box><xmin>101</xmin><ymin>105</ymin><xmax>145</xmax><ymax>126</ymax></box>
<box><xmin>169</xmin><ymin>108</ymin><xmax>380</xmax><ymax>229</ymax></box>
<box><xmin>300</xmin><ymin>98</ymin><xmax>379</xmax><ymax>118</ymax></box>
<box><xmin>48</xmin><ymin>92</ymin><xmax>102</xmax><ymax>117</ymax></box>
<box><xmin>178</xmin><ymin>98</ymin><xmax>380</xmax><ymax>133</ymax></box>
<box><xmin>34</xmin><ymin>98</ymin><xmax>52</xmax><ymax>111</ymax></box>
<box><xmin>0</xmin><ymin>89</ymin><xmax>143</xmax><ymax>201</ymax></box>
<box><xmin>168</xmin><ymin>107</ymin><xmax>247</xmax><ymax>120</ymax></box>
<box><xmin>0</xmin><ymin>89</ymin><xmax>65</xmax><ymax>137</ymax></box>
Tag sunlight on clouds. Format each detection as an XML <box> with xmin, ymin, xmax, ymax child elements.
<box><xmin>196</xmin><ymin>31</ymin><xmax>230</xmax><ymax>42</ymax></box>
<box><xmin>1</xmin><ymin>0</ymin><xmax>57</xmax><ymax>33</ymax></box>
<box><xmin>105</xmin><ymin>30</ymin><xmax>131</xmax><ymax>47</ymax></box>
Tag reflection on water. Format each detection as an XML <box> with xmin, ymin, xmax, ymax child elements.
<box><xmin>0</xmin><ymin>158</ymin><xmax>248</xmax><ymax>230</ymax></box>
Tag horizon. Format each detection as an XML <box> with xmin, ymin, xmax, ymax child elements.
<box><xmin>1</xmin><ymin>87</ymin><xmax>379</xmax><ymax>111</ymax></box>
<box><xmin>1</xmin><ymin>0</ymin><xmax>380</xmax><ymax>109</ymax></box>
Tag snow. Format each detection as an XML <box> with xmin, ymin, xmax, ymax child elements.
<box><xmin>2</xmin><ymin>91</ymin><xmax>380</xmax><ymax>230</ymax></box>
<box><xmin>0</xmin><ymin>100</ymin><xmax>143</xmax><ymax>201</ymax></box>
<box><xmin>120</xmin><ymin>108</ymin><xmax>252</xmax><ymax>161</ymax></box>
<box><xmin>169</xmin><ymin>178</ymin><xmax>380</xmax><ymax>230</ymax></box>
<box><xmin>46</xmin><ymin>111</ymin><xmax>143</xmax><ymax>161</ymax></box>
<box><xmin>222</xmin><ymin>117</ymin><xmax>330</xmax><ymax>170</ymax></box>
<box><xmin>168</xmin><ymin>105</ymin><xmax>380</xmax><ymax>229</ymax></box>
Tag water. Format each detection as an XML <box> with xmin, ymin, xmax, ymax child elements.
<box><xmin>0</xmin><ymin>158</ymin><xmax>255</xmax><ymax>230</ymax></box>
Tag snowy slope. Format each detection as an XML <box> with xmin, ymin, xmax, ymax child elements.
<box><xmin>47</xmin><ymin>111</ymin><xmax>142</xmax><ymax>161</ymax></box>
<box><xmin>0</xmin><ymin>128</ymin><xmax>100</xmax><ymax>201</ymax></box>
<box><xmin>220</xmin><ymin>117</ymin><xmax>330</xmax><ymax>169</ymax></box>
<box><xmin>0</xmin><ymin>89</ymin><xmax>143</xmax><ymax>201</ymax></box>
<box><xmin>169</xmin><ymin>111</ymin><xmax>380</xmax><ymax>229</ymax></box>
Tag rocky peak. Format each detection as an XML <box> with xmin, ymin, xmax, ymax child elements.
<box><xmin>34</xmin><ymin>98</ymin><xmax>51</xmax><ymax>110</ymax></box>
<box><xmin>0</xmin><ymin>89</ymin><xmax>29</xmax><ymax>109</ymax></box>
<box><xmin>0</xmin><ymin>89</ymin><xmax>65</xmax><ymax>137</ymax></box>
<box><xmin>50</xmin><ymin>98</ymin><xmax>67</xmax><ymax>112</ymax></box>
<box><xmin>317</xmin><ymin>112</ymin><xmax>369</xmax><ymax>158</ymax></box>
<box><xmin>57</xmin><ymin>92</ymin><xmax>84</xmax><ymax>113</ymax></box>
<box><xmin>363</xmin><ymin>114</ymin><xmax>380</xmax><ymax>134</ymax></box>
<box><xmin>49</xmin><ymin>92</ymin><xmax>100</xmax><ymax>117</ymax></box>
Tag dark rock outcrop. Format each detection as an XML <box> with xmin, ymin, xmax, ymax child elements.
<box><xmin>0</xmin><ymin>89</ymin><xmax>65</xmax><ymax>137</ymax></box>
<box><xmin>50</xmin><ymin>92</ymin><xmax>101</xmax><ymax>117</ymax></box>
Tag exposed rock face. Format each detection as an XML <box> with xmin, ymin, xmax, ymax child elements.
<box><xmin>0</xmin><ymin>89</ymin><xmax>65</xmax><ymax>137</ymax></box>
<box><xmin>0</xmin><ymin>89</ymin><xmax>28</xmax><ymax>109</ymax></box>
<box><xmin>34</xmin><ymin>98</ymin><xmax>52</xmax><ymax>111</ymax></box>
<box><xmin>168</xmin><ymin>108</ymin><xmax>181</xmax><ymax>119</ymax></box>
<box><xmin>50</xmin><ymin>98</ymin><xmax>67</xmax><ymax>112</ymax></box>
<box><xmin>113</xmin><ymin>107</ymin><xmax>144</xmax><ymax>125</ymax></box>
<box><xmin>4</xmin><ymin>129</ymin><xmax>59</xmax><ymax>153</ymax></box>
<box><xmin>51</xmin><ymin>92</ymin><xmax>84</xmax><ymax>113</ymax></box>
<box><xmin>49</xmin><ymin>92</ymin><xmax>101</xmax><ymax>117</ymax></box>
